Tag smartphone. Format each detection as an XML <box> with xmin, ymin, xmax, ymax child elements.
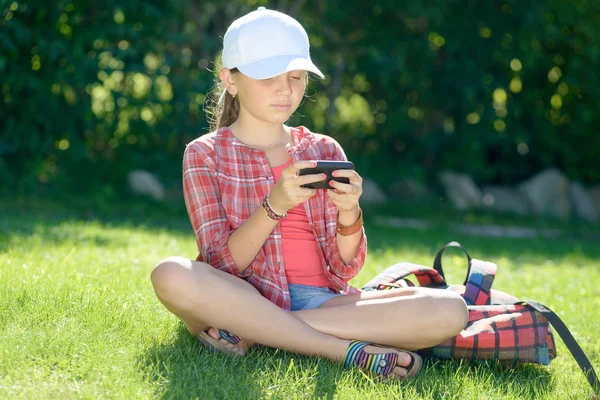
<box><xmin>299</xmin><ymin>161</ymin><xmax>355</xmax><ymax>189</ymax></box>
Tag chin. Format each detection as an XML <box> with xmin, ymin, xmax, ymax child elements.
<box><xmin>269</xmin><ymin>115</ymin><xmax>294</xmax><ymax>124</ymax></box>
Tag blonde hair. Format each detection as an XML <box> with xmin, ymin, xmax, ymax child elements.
<box><xmin>205</xmin><ymin>68</ymin><xmax>240</xmax><ymax>132</ymax></box>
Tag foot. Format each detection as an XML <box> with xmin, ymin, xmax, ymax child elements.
<box><xmin>344</xmin><ymin>340</ymin><xmax>422</xmax><ymax>380</ymax></box>
<box><xmin>207</xmin><ymin>327</ymin><xmax>255</xmax><ymax>353</ymax></box>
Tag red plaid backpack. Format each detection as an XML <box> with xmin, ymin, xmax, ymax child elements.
<box><xmin>361</xmin><ymin>242</ymin><xmax>599</xmax><ymax>394</ymax></box>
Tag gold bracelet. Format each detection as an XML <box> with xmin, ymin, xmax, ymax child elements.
<box><xmin>336</xmin><ymin>208</ymin><xmax>363</xmax><ymax>236</ymax></box>
<box><xmin>262</xmin><ymin>195</ymin><xmax>287</xmax><ymax>220</ymax></box>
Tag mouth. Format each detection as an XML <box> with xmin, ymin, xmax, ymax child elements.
<box><xmin>272</xmin><ymin>104</ymin><xmax>291</xmax><ymax>111</ymax></box>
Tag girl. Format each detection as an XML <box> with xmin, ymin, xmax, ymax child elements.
<box><xmin>151</xmin><ymin>7</ymin><xmax>468</xmax><ymax>380</ymax></box>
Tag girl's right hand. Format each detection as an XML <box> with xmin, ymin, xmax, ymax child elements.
<box><xmin>268</xmin><ymin>160</ymin><xmax>326</xmax><ymax>214</ymax></box>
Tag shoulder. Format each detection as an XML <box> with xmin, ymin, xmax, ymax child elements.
<box><xmin>295</xmin><ymin>126</ymin><xmax>346</xmax><ymax>158</ymax></box>
<box><xmin>185</xmin><ymin>130</ymin><xmax>218</xmax><ymax>155</ymax></box>
<box><xmin>184</xmin><ymin>129</ymin><xmax>226</xmax><ymax>169</ymax></box>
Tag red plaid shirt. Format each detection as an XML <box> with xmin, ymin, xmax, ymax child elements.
<box><xmin>183</xmin><ymin>126</ymin><xmax>366</xmax><ymax>310</ymax></box>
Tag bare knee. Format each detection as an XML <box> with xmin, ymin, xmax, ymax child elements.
<box><xmin>413</xmin><ymin>289</ymin><xmax>468</xmax><ymax>347</ymax></box>
<box><xmin>150</xmin><ymin>257</ymin><xmax>214</xmax><ymax>334</ymax></box>
<box><xmin>433</xmin><ymin>290</ymin><xmax>468</xmax><ymax>336</ymax></box>
<box><xmin>150</xmin><ymin>256</ymin><xmax>209</xmax><ymax>305</ymax></box>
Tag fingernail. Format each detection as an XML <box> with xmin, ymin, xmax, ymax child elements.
<box><xmin>321</xmin><ymin>174</ymin><xmax>327</xmax><ymax>179</ymax></box>
<box><xmin>332</xmin><ymin>171</ymin><xmax>338</xmax><ymax>177</ymax></box>
<box><xmin>329</xmin><ymin>180</ymin><xmax>335</xmax><ymax>185</ymax></box>
<box><xmin>312</xmin><ymin>161</ymin><xmax>317</xmax><ymax>167</ymax></box>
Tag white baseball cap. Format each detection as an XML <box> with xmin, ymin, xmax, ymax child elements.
<box><xmin>222</xmin><ymin>7</ymin><xmax>324</xmax><ymax>80</ymax></box>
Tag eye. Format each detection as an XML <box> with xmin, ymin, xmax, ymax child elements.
<box><xmin>290</xmin><ymin>75</ymin><xmax>302</xmax><ymax>80</ymax></box>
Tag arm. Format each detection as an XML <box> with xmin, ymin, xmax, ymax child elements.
<box><xmin>323</xmin><ymin>202</ymin><xmax>367</xmax><ymax>281</ymax></box>
<box><xmin>226</xmin><ymin>204</ymin><xmax>279</xmax><ymax>273</ymax></box>
<box><xmin>184</xmin><ymin>145</ymin><xmax>325</xmax><ymax>275</ymax></box>
<box><xmin>326</xmin><ymin>230</ymin><xmax>367</xmax><ymax>282</ymax></box>
<box><xmin>322</xmin><ymin>139</ymin><xmax>367</xmax><ymax>280</ymax></box>
<box><xmin>231</xmin><ymin>158</ymin><xmax>331</xmax><ymax>271</ymax></box>
<box><xmin>183</xmin><ymin>144</ymin><xmax>260</xmax><ymax>277</ymax></box>
<box><xmin>336</xmin><ymin>206</ymin><xmax>363</xmax><ymax>263</ymax></box>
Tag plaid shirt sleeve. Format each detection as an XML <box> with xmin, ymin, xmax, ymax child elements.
<box><xmin>321</xmin><ymin>137</ymin><xmax>367</xmax><ymax>282</ymax></box>
<box><xmin>182</xmin><ymin>142</ymin><xmax>253</xmax><ymax>278</ymax></box>
<box><xmin>326</xmin><ymin>227</ymin><xmax>367</xmax><ymax>281</ymax></box>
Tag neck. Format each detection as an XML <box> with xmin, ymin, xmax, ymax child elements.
<box><xmin>229</xmin><ymin>114</ymin><xmax>292</xmax><ymax>151</ymax></box>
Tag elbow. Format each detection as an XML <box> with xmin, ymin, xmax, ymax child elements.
<box><xmin>205</xmin><ymin>243</ymin><xmax>248</xmax><ymax>277</ymax></box>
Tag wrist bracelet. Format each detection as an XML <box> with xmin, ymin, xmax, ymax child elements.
<box><xmin>262</xmin><ymin>195</ymin><xmax>287</xmax><ymax>221</ymax></box>
<box><xmin>336</xmin><ymin>208</ymin><xmax>363</xmax><ymax>236</ymax></box>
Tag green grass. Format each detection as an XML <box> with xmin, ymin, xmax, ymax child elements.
<box><xmin>1</xmin><ymin>196</ymin><xmax>599</xmax><ymax>399</ymax></box>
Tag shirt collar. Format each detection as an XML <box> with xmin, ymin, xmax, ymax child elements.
<box><xmin>217</xmin><ymin>126</ymin><xmax>314</xmax><ymax>156</ymax></box>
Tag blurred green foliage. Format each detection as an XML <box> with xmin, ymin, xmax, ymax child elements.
<box><xmin>1</xmin><ymin>0</ymin><xmax>599</xmax><ymax>196</ymax></box>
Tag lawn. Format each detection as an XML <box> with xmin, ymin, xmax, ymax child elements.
<box><xmin>1</xmin><ymin>196</ymin><xmax>599</xmax><ymax>399</ymax></box>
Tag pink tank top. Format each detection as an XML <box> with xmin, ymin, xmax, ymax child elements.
<box><xmin>270</xmin><ymin>158</ymin><xmax>330</xmax><ymax>287</ymax></box>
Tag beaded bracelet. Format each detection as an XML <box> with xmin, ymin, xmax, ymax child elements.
<box><xmin>262</xmin><ymin>195</ymin><xmax>287</xmax><ymax>220</ymax></box>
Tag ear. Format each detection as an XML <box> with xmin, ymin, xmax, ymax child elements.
<box><xmin>219</xmin><ymin>68</ymin><xmax>237</xmax><ymax>96</ymax></box>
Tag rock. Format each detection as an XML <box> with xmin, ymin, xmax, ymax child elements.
<box><xmin>128</xmin><ymin>170</ymin><xmax>165</xmax><ymax>201</ymax></box>
<box><xmin>589</xmin><ymin>186</ymin><xmax>600</xmax><ymax>219</ymax></box>
<box><xmin>451</xmin><ymin>223</ymin><xmax>562</xmax><ymax>239</ymax></box>
<box><xmin>438</xmin><ymin>171</ymin><xmax>482</xmax><ymax>211</ymax></box>
<box><xmin>389</xmin><ymin>178</ymin><xmax>433</xmax><ymax>200</ymax></box>
<box><xmin>373</xmin><ymin>216</ymin><xmax>433</xmax><ymax>230</ymax></box>
<box><xmin>518</xmin><ymin>168</ymin><xmax>570</xmax><ymax>220</ymax></box>
<box><xmin>481</xmin><ymin>185</ymin><xmax>530</xmax><ymax>216</ymax></box>
<box><xmin>569</xmin><ymin>182</ymin><xmax>598</xmax><ymax>223</ymax></box>
<box><xmin>360</xmin><ymin>178</ymin><xmax>388</xmax><ymax>205</ymax></box>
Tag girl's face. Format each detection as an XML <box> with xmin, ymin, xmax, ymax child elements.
<box><xmin>229</xmin><ymin>70</ymin><xmax>307</xmax><ymax>125</ymax></box>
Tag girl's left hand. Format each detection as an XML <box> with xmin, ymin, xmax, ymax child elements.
<box><xmin>326</xmin><ymin>169</ymin><xmax>363</xmax><ymax>211</ymax></box>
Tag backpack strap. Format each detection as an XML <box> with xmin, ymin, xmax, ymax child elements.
<box><xmin>361</xmin><ymin>262</ymin><xmax>446</xmax><ymax>291</ymax></box>
<box><xmin>433</xmin><ymin>241</ymin><xmax>472</xmax><ymax>285</ymax></box>
<box><xmin>433</xmin><ymin>242</ymin><xmax>496</xmax><ymax>306</ymax></box>
<box><xmin>519</xmin><ymin>300</ymin><xmax>600</xmax><ymax>394</ymax></box>
<box><xmin>462</xmin><ymin>259</ymin><xmax>497</xmax><ymax>306</ymax></box>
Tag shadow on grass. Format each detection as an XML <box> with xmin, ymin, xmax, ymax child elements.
<box><xmin>363</xmin><ymin>223</ymin><xmax>600</xmax><ymax>269</ymax></box>
<box><xmin>138</xmin><ymin>324</ymin><xmax>343</xmax><ymax>399</ymax></box>
<box><xmin>2</xmin><ymin>195</ymin><xmax>599</xmax><ymax>263</ymax></box>
<box><xmin>138</xmin><ymin>324</ymin><xmax>555</xmax><ymax>399</ymax></box>
<box><xmin>0</xmin><ymin>196</ymin><xmax>193</xmax><ymax>254</ymax></box>
<box><xmin>412</xmin><ymin>358</ymin><xmax>554</xmax><ymax>398</ymax></box>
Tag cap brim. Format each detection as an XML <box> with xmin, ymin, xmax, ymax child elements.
<box><xmin>237</xmin><ymin>55</ymin><xmax>324</xmax><ymax>80</ymax></box>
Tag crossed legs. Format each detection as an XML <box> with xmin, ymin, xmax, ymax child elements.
<box><xmin>151</xmin><ymin>257</ymin><xmax>468</xmax><ymax>377</ymax></box>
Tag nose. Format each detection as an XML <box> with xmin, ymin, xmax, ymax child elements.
<box><xmin>275</xmin><ymin>75</ymin><xmax>291</xmax><ymax>95</ymax></box>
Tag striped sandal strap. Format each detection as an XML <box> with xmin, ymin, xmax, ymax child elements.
<box><xmin>344</xmin><ymin>340</ymin><xmax>398</xmax><ymax>377</ymax></box>
<box><xmin>219</xmin><ymin>329</ymin><xmax>241</xmax><ymax>345</ymax></box>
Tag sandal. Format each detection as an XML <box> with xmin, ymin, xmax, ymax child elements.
<box><xmin>344</xmin><ymin>340</ymin><xmax>422</xmax><ymax>379</ymax></box>
<box><xmin>197</xmin><ymin>329</ymin><xmax>245</xmax><ymax>357</ymax></box>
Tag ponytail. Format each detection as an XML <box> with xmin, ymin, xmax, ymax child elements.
<box><xmin>205</xmin><ymin>68</ymin><xmax>240</xmax><ymax>132</ymax></box>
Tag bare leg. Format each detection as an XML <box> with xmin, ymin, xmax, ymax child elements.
<box><xmin>205</xmin><ymin>285</ymin><xmax>467</xmax><ymax>352</ymax></box>
<box><xmin>292</xmin><ymin>288</ymin><xmax>468</xmax><ymax>351</ymax></box>
<box><xmin>151</xmin><ymin>257</ymin><xmax>415</xmax><ymax>377</ymax></box>
<box><xmin>172</xmin><ymin>261</ymin><xmax>467</xmax><ymax>352</ymax></box>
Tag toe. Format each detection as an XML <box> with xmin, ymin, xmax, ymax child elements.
<box><xmin>393</xmin><ymin>365</ymin><xmax>408</xmax><ymax>378</ymax></box>
<box><xmin>207</xmin><ymin>327</ymin><xmax>220</xmax><ymax>340</ymax></box>
<box><xmin>392</xmin><ymin>351</ymin><xmax>413</xmax><ymax>379</ymax></box>
<box><xmin>396</xmin><ymin>351</ymin><xmax>412</xmax><ymax>367</ymax></box>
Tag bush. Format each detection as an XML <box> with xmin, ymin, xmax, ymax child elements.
<box><xmin>1</xmin><ymin>0</ymin><xmax>599</xmax><ymax>196</ymax></box>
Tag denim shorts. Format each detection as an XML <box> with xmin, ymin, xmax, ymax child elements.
<box><xmin>288</xmin><ymin>283</ymin><xmax>344</xmax><ymax>311</ymax></box>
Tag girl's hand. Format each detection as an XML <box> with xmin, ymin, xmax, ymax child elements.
<box><xmin>326</xmin><ymin>169</ymin><xmax>363</xmax><ymax>211</ymax></box>
<box><xmin>268</xmin><ymin>160</ymin><xmax>325</xmax><ymax>214</ymax></box>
